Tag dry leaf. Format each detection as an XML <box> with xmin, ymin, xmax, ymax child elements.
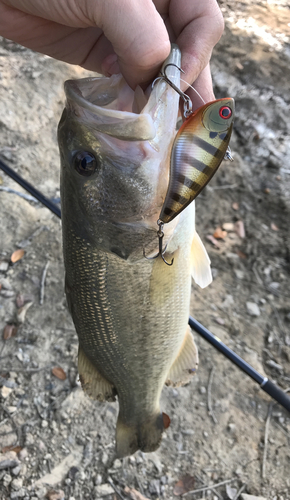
<box><xmin>16</xmin><ymin>293</ymin><xmax>25</xmax><ymax>308</ymax></box>
<box><xmin>226</xmin><ymin>484</ymin><xmax>238</xmax><ymax>500</ymax></box>
<box><xmin>235</xmin><ymin>220</ymin><xmax>245</xmax><ymax>238</ymax></box>
<box><xmin>10</xmin><ymin>249</ymin><xmax>25</xmax><ymax>264</ymax></box>
<box><xmin>162</xmin><ymin>412</ymin><xmax>171</xmax><ymax>429</ymax></box>
<box><xmin>215</xmin><ymin>317</ymin><xmax>225</xmax><ymax>325</ymax></box>
<box><xmin>17</xmin><ymin>301</ymin><xmax>33</xmax><ymax>324</ymax></box>
<box><xmin>3</xmin><ymin>324</ymin><xmax>18</xmax><ymax>340</ymax></box>
<box><xmin>213</xmin><ymin>227</ymin><xmax>227</xmax><ymax>239</ymax></box>
<box><xmin>271</xmin><ymin>222</ymin><xmax>278</xmax><ymax>231</ymax></box>
<box><xmin>236</xmin><ymin>250</ymin><xmax>247</xmax><ymax>259</ymax></box>
<box><xmin>206</xmin><ymin>235</ymin><xmax>221</xmax><ymax>248</ymax></box>
<box><xmin>46</xmin><ymin>490</ymin><xmax>65</xmax><ymax>500</ymax></box>
<box><xmin>232</xmin><ymin>202</ymin><xmax>239</xmax><ymax>210</ymax></box>
<box><xmin>1</xmin><ymin>445</ymin><xmax>22</xmax><ymax>454</ymax></box>
<box><xmin>52</xmin><ymin>366</ymin><xmax>67</xmax><ymax>380</ymax></box>
<box><xmin>173</xmin><ymin>475</ymin><xmax>195</xmax><ymax>496</ymax></box>
<box><xmin>123</xmin><ymin>487</ymin><xmax>150</xmax><ymax>500</ymax></box>
<box><xmin>223</xmin><ymin>222</ymin><xmax>235</xmax><ymax>231</ymax></box>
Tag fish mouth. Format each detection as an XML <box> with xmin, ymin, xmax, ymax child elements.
<box><xmin>65</xmin><ymin>75</ymin><xmax>156</xmax><ymax>141</ymax></box>
<box><xmin>64</xmin><ymin>45</ymin><xmax>181</xmax><ymax>142</ymax></box>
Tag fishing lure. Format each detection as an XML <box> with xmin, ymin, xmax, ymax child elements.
<box><xmin>146</xmin><ymin>65</ymin><xmax>235</xmax><ymax>264</ymax></box>
<box><xmin>159</xmin><ymin>95</ymin><xmax>235</xmax><ymax>224</ymax></box>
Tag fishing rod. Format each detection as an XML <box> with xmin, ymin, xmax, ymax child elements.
<box><xmin>189</xmin><ymin>317</ymin><xmax>290</xmax><ymax>413</ymax></box>
<box><xmin>0</xmin><ymin>159</ymin><xmax>61</xmax><ymax>219</ymax></box>
<box><xmin>1</xmin><ymin>158</ymin><xmax>290</xmax><ymax>414</ymax></box>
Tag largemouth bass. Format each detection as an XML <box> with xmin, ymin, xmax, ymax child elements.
<box><xmin>58</xmin><ymin>46</ymin><xmax>213</xmax><ymax>457</ymax></box>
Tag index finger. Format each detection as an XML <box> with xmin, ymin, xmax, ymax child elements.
<box><xmin>168</xmin><ymin>0</ymin><xmax>224</xmax><ymax>91</ymax></box>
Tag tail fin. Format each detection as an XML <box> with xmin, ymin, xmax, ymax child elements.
<box><xmin>116</xmin><ymin>412</ymin><xmax>167</xmax><ymax>458</ymax></box>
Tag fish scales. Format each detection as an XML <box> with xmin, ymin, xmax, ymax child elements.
<box><xmin>59</xmin><ymin>45</ymin><xmax>212</xmax><ymax>457</ymax></box>
<box><xmin>64</xmin><ymin>221</ymin><xmax>192</xmax><ymax>415</ymax></box>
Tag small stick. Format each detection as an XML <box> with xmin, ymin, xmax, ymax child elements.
<box><xmin>207</xmin><ymin>367</ymin><xmax>218</xmax><ymax>424</ymax></box>
<box><xmin>262</xmin><ymin>403</ymin><xmax>273</xmax><ymax>479</ymax></box>
<box><xmin>252</xmin><ymin>265</ymin><xmax>263</xmax><ymax>286</ymax></box>
<box><xmin>107</xmin><ymin>477</ymin><xmax>126</xmax><ymax>500</ymax></box>
<box><xmin>195</xmin><ymin>472</ymin><xmax>222</xmax><ymax>500</ymax></box>
<box><xmin>233</xmin><ymin>483</ymin><xmax>247</xmax><ymax>500</ymax></box>
<box><xmin>0</xmin><ymin>186</ymin><xmax>37</xmax><ymax>202</ymax></box>
<box><xmin>210</xmin><ymin>183</ymin><xmax>238</xmax><ymax>191</ymax></box>
<box><xmin>0</xmin><ymin>365</ymin><xmax>53</xmax><ymax>372</ymax></box>
<box><xmin>182</xmin><ymin>478</ymin><xmax>236</xmax><ymax>497</ymax></box>
<box><xmin>272</xmin><ymin>305</ymin><xmax>286</xmax><ymax>344</ymax></box>
<box><xmin>0</xmin><ymin>404</ymin><xmax>21</xmax><ymax>446</ymax></box>
<box><xmin>40</xmin><ymin>261</ymin><xmax>49</xmax><ymax>305</ymax></box>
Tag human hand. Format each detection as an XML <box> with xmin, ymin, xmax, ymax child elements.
<box><xmin>0</xmin><ymin>0</ymin><xmax>224</xmax><ymax>108</ymax></box>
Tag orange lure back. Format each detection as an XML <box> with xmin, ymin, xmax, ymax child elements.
<box><xmin>159</xmin><ymin>98</ymin><xmax>235</xmax><ymax>224</ymax></box>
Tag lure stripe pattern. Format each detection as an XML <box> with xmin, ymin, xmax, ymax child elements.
<box><xmin>159</xmin><ymin>98</ymin><xmax>234</xmax><ymax>224</ymax></box>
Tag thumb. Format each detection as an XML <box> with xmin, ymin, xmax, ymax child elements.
<box><xmin>96</xmin><ymin>0</ymin><xmax>170</xmax><ymax>88</ymax></box>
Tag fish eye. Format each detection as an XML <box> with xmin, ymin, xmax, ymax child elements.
<box><xmin>73</xmin><ymin>151</ymin><xmax>98</xmax><ymax>177</ymax></box>
<box><xmin>219</xmin><ymin>106</ymin><xmax>232</xmax><ymax>119</ymax></box>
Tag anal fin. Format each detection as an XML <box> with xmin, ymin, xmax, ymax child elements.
<box><xmin>191</xmin><ymin>231</ymin><xmax>212</xmax><ymax>289</ymax></box>
<box><xmin>78</xmin><ymin>346</ymin><xmax>116</xmax><ymax>402</ymax></box>
<box><xmin>166</xmin><ymin>326</ymin><xmax>198</xmax><ymax>387</ymax></box>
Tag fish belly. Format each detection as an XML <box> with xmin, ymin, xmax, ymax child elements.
<box><xmin>63</xmin><ymin>213</ymin><xmax>193</xmax><ymax>456</ymax></box>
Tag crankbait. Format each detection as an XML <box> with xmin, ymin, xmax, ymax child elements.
<box><xmin>147</xmin><ymin>64</ymin><xmax>235</xmax><ymax>264</ymax></box>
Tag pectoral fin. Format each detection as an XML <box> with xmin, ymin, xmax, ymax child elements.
<box><xmin>191</xmin><ymin>231</ymin><xmax>212</xmax><ymax>289</ymax></box>
<box><xmin>166</xmin><ymin>326</ymin><xmax>198</xmax><ymax>387</ymax></box>
<box><xmin>78</xmin><ymin>346</ymin><xmax>116</xmax><ymax>402</ymax></box>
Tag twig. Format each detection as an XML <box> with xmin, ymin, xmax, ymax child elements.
<box><xmin>136</xmin><ymin>476</ymin><xmax>145</xmax><ymax>496</ymax></box>
<box><xmin>252</xmin><ymin>264</ymin><xmax>263</xmax><ymax>286</ymax></box>
<box><xmin>0</xmin><ymin>418</ymin><xmax>8</xmax><ymax>428</ymax></box>
<box><xmin>233</xmin><ymin>483</ymin><xmax>247</xmax><ymax>500</ymax></box>
<box><xmin>262</xmin><ymin>403</ymin><xmax>273</xmax><ymax>479</ymax></box>
<box><xmin>40</xmin><ymin>261</ymin><xmax>49</xmax><ymax>305</ymax></box>
<box><xmin>195</xmin><ymin>472</ymin><xmax>222</xmax><ymax>500</ymax></box>
<box><xmin>0</xmin><ymin>404</ymin><xmax>21</xmax><ymax>446</ymax></box>
<box><xmin>207</xmin><ymin>367</ymin><xmax>218</xmax><ymax>424</ymax></box>
<box><xmin>272</xmin><ymin>305</ymin><xmax>286</xmax><ymax>344</ymax></box>
<box><xmin>182</xmin><ymin>478</ymin><xmax>236</xmax><ymax>497</ymax></box>
<box><xmin>107</xmin><ymin>477</ymin><xmax>126</xmax><ymax>500</ymax></box>
<box><xmin>209</xmin><ymin>183</ymin><xmax>238</xmax><ymax>190</ymax></box>
<box><xmin>0</xmin><ymin>185</ymin><xmax>38</xmax><ymax>202</ymax></box>
<box><xmin>0</xmin><ymin>365</ymin><xmax>53</xmax><ymax>372</ymax></box>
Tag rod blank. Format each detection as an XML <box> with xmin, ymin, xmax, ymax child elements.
<box><xmin>189</xmin><ymin>316</ymin><xmax>290</xmax><ymax>413</ymax></box>
<box><xmin>0</xmin><ymin>159</ymin><xmax>61</xmax><ymax>219</ymax></box>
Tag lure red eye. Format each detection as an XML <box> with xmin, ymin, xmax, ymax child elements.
<box><xmin>219</xmin><ymin>106</ymin><xmax>232</xmax><ymax>119</ymax></box>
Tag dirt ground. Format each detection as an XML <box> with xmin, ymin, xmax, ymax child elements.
<box><xmin>0</xmin><ymin>1</ymin><xmax>290</xmax><ymax>499</ymax></box>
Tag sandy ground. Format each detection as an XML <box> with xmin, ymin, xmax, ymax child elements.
<box><xmin>0</xmin><ymin>1</ymin><xmax>290</xmax><ymax>499</ymax></box>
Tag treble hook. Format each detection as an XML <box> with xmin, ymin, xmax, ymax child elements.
<box><xmin>153</xmin><ymin>63</ymin><xmax>193</xmax><ymax>118</ymax></box>
<box><xmin>143</xmin><ymin>220</ymin><xmax>174</xmax><ymax>266</ymax></box>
